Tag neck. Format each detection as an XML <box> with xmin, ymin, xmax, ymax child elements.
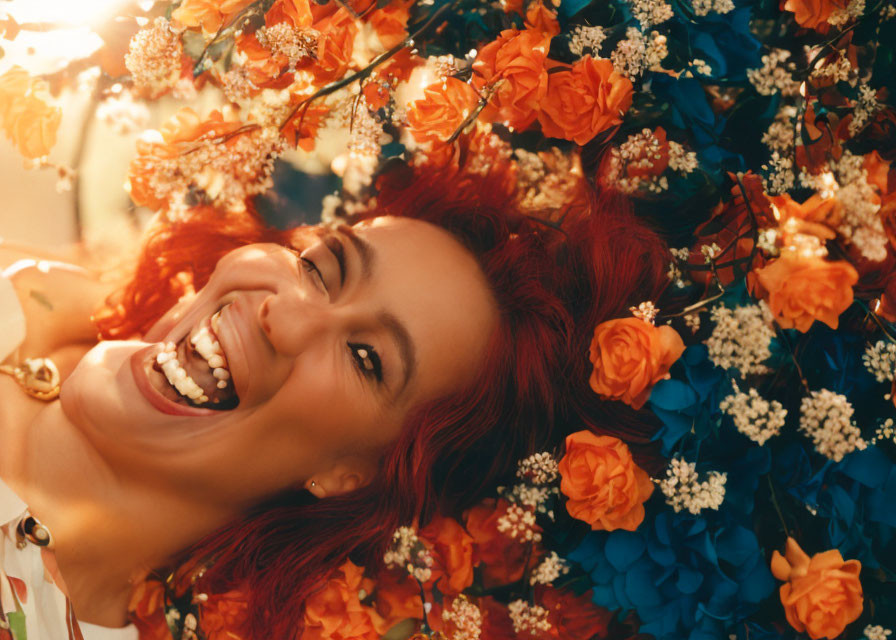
<box><xmin>1</xmin><ymin>391</ymin><xmax>238</xmax><ymax>628</ymax></box>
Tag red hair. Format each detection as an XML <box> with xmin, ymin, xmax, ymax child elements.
<box><xmin>97</xmin><ymin>154</ymin><xmax>670</xmax><ymax>639</ymax></box>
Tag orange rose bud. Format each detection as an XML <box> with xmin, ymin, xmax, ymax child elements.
<box><xmin>771</xmin><ymin>537</ymin><xmax>863</xmax><ymax>639</ymax></box>
<box><xmin>419</xmin><ymin>515</ymin><xmax>475</xmax><ymax>595</ymax></box>
<box><xmin>754</xmin><ymin>254</ymin><xmax>858</xmax><ymax>333</ymax></box>
<box><xmin>301</xmin><ymin>560</ymin><xmax>385</xmax><ymax>640</ymax></box>
<box><xmin>172</xmin><ymin>0</ymin><xmax>256</xmax><ymax>34</ymax></box>
<box><xmin>781</xmin><ymin>0</ymin><xmax>847</xmax><ymax>31</ymax></box>
<box><xmin>406</xmin><ymin>77</ymin><xmax>480</xmax><ymax>145</ymax></box>
<box><xmin>588</xmin><ymin>317</ymin><xmax>685</xmax><ymax>409</ymax></box>
<box><xmin>472</xmin><ymin>28</ymin><xmax>551</xmax><ymax>131</ymax></box>
<box><xmin>559</xmin><ymin>431</ymin><xmax>654</xmax><ymax>531</ymax></box>
<box><xmin>537</xmin><ymin>56</ymin><xmax>633</xmax><ymax>146</ymax></box>
<box><xmin>0</xmin><ymin>66</ymin><xmax>61</xmax><ymax>159</ymax></box>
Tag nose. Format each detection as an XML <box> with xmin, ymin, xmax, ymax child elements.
<box><xmin>255</xmin><ymin>250</ymin><xmax>340</xmax><ymax>358</ymax></box>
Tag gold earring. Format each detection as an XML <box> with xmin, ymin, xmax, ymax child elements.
<box><xmin>310</xmin><ymin>481</ymin><xmax>316</xmax><ymax>487</ymax></box>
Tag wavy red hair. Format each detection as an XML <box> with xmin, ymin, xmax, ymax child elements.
<box><xmin>97</xmin><ymin>152</ymin><xmax>670</xmax><ymax>640</ymax></box>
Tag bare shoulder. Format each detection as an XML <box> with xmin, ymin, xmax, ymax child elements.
<box><xmin>1</xmin><ymin>244</ymin><xmax>116</xmax><ymax>358</ymax></box>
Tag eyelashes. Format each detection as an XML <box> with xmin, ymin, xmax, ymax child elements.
<box><xmin>299</xmin><ymin>257</ymin><xmax>327</xmax><ymax>294</ymax></box>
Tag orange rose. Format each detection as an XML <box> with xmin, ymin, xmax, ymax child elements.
<box><xmin>266</xmin><ymin>0</ymin><xmax>314</xmax><ymax>28</ymax></box>
<box><xmin>588</xmin><ymin>317</ymin><xmax>685</xmax><ymax>409</ymax></box>
<box><xmin>472</xmin><ymin>28</ymin><xmax>550</xmax><ymax>131</ymax></box>
<box><xmin>464</xmin><ymin>497</ymin><xmax>542</xmax><ymax>587</ymax></box>
<box><xmin>524</xmin><ymin>2</ymin><xmax>561</xmax><ymax>38</ymax></box>
<box><xmin>200</xmin><ymin>590</ymin><xmax>249</xmax><ymax>640</ymax></box>
<box><xmin>559</xmin><ymin>431</ymin><xmax>653</xmax><ymax>531</ymax></box>
<box><xmin>171</xmin><ymin>0</ymin><xmax>256</xmax><ymax>34</ymax></box>
<box><xmin>538</xmin><ymin>56</ymin><xmax>632</xmax><ymax>146</ymax></box>
<box><xmin>0</xmin><ymin>66</ymin><xmax>61</xmax><ymax>159</ymax></box>
<box><xmin>373</xmin><ymin>569</ymin><xmax>423</xmax><ymax>629</ymax></box>
<box><xmin>366</xmin><ymin>0</ymin><xmax>414</xmax><ymax>50</ymax></box>
<box><xmin>127</xmin><ymin>580</ymin><xmax>170</xmax><ymax>640</ymax></box>
<box><xmin>301</xmin><ymin>560</ymin><xmax>385</xmax><ymax>640</ymax></box>
<box><xmin>781</xmin><ymin>0</ymin><xmax>848</xmax><ymax>31</ymax></box>
<box><xmin>312</xmin><ymin>8</ymin><xmax>359</xmax><ymax>84</ymax></box>
<box><xmin>419</xmin><ymin>515</ymin><xmax>475</xmax><ymax>595</ymax></box>
<box><xmin>406</xmin><ymin>77</ymin><xmax>480</xmax><ymax>145</ymax></box>
<box><xmin>754</xmin><ymin>254</ymin><xmax>858</xmax><ymax>332</ymax></box>
<box><xmin>771</xmin><ymin>537</ymin><xmax>863</xmax><ymax>639</ymax></box>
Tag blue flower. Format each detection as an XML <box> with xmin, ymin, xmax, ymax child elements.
<box><xmin>569</xmin><ymin>510</ymin><xmax>774</xmax><ymax>640</ymax></box>
<box><xmin>683</xmin><ymin>7</ymin><xmax>761</xmax><ymax>81</ymax></box>
<box><xmin>648</xmin><ymin>345</ymin><xmax>726</xmax><ymax>455</ymax></box>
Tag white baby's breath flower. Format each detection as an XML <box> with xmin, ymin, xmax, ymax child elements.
<box><xmin>719</xmin><ymin>381</ymin><xmax>787</xmax><ymax>445</ymax></box>
<box><xmin>799</xmin><ymin>390</ymin><xmax>867</xmax><ymax>462</ymax></box>
<box><xmin>705</xmin><ymin>304</ymin><xmax>775</xmax><ymax>375</ymax></box>
<box><xmin>658</xmin><ymin>458</ymin><xmax>727</xmax><ymax>514</ymax></box>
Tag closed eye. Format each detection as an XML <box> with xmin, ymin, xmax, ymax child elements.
<box><xmin>300</xmin><ymin>257</ymin><xmax>328</xmax><ymax>294</ymax></box>
<box><xmin>349</xmin><ymin>342</ymin><xmax>383</xmax><ymax>383</ymax></box>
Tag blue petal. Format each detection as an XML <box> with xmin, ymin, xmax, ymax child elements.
<box><xmin>605</xmin><ymin>530</ymin><xmax>647</xmax><ymax>572</ymax></box>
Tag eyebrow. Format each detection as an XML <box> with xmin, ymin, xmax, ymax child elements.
<box><xmin>336</xmin><ymin>225</ymin><xmax>416</xmax><ymax>397</ymax></box>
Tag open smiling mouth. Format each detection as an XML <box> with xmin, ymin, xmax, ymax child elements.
<box><xmin>152</xmin><ymin>307</ymin><xmax>240</xmax><ymax>411</ymax></box>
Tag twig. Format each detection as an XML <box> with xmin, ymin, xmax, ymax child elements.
<box><xmin>279</xmin><ymin>0</ymin><xmax>459</xmax><ymax>134</ymax></box>
<box><xmin>445</xmin><ymin>82</ymin><xmax>500</xmax><ymax>144</ymax></box>
<box><xmin>766</xmin><ymin>475</ymin><xmax>792</xmax><ymax>538</ymax></box>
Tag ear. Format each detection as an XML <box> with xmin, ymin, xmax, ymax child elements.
<box><xmin>305</xmin><ymin>457</ymin><xmax>378</xmax><ymax>499</ymax></box>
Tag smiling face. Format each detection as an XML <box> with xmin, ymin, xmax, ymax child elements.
<box><xmin>60</xmin><ymin>216</ymin><xmax>498</xmax><ymax>509</ymax></box>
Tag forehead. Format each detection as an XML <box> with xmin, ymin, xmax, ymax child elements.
<box><xmin>353</xmin><ymin>216</ymin><xmax>498</xmax><ymax>403</ymax></box>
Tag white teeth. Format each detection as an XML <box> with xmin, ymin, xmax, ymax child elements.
<box><xmin>156</xmin><ymin>308</ymin><xmax>233</xmax><ymax>406</ymax></box>
<box><xmin>156</xmin><ymin>347</ymin><xmax>210</xmax><ymax>405</ymax></box>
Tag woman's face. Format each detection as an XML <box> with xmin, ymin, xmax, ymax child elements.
<box><xmin>61</xmin><ymin>216</ymin><xmax>498</xmax><ymax>508</ymax></box>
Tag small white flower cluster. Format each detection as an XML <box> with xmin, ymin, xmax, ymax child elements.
<box><xmin>500</xmin><ymin>483</ymin><xmax>558</xmax><ymax>514</ymax></box>
<box><xmin>568</xmin><ymin>25</ymin><xmax>607</xmax><ymax>57</ymax></box>
<box><xmin>668</xmin><ymin>247</ymin><xmax>691</xmax><ymax>288</ymax></box>
<box><xmin>627</xmin><ymin>0</ymin><xmax>674</xmax><ymax>28</ymax></box>
<box><xmin>631</xmin><ymin>301</ymin><xmax>659</xmax><ymax>324</ymax></box>
<box><xmin>705</xmin><ymin>304</ymin><xmax>775</xmax><ymax>375</ymax></box>
<box><xmin>606</xmin><ymin>129</ymin><xmax>696</xmax><ymax>194</ymax></box>
<box><xmin>516</xmin><ymin>452</ymin><xmax>560</xmax><ymax>485</ymax></box>
<box><xmin>756</xmin><ymin>228</ymin><xmax>780</xmax><ymax>255</ymax></box>
<box><xmin>500</xmin><ymin>451</ymin><xmax>561</xmax><ymax>515</ymax></box>
<box><xmin>658</xmin><ymin>458</ymin><xmax>727</xmax><ymax>515</ymax></box>
<box><xmin>829</xmin><ymin>0</ymin><xmax>866</xmax><ymax>26</ymax></box>
<box><xmin>611</xmin><ymin>28</ymin><xmax>668</xmax><ymax>80</ymax></box>
<box><xmin>441</xmin><ymin>595</ymin><xmax>483</xmax><ymax>640</ymax></box>
<box><xmin>884</xmin><ymin>3</ymin><xmax>896</xmax><ymax>19</ymax></box>
<box><xmin>247</xmin><ymin>88</ymin><xmax>294</xmax><ymax>128</ymax></box>
<box><xmin>684</xmin><ymin>311</ymin><xmax>702</xmax><ymax>333</ymax></box>
<box><xmin>719</xmin><ymin>381</ymin><xmax>787</xmax><ymax>445</ymax></box>
<box><xmin>137</xmin><ymin>124</ymin><xmax>284</xmax><ymax>217</ymax></box>
<box><xmin>701</xmin><ymin>242</ymin><xmax>721</xmax><ymax>262</ymax></box>
<box><xmin>761</xmin><ymin>106</ymin><xmax>796</xmax><ymax>153</ymax></box>
<box><xmin>871</xmin><ymin>418</ymin><xmax>895</xmax><ymax>446</ymax></box>
<box><xmin>864</xmin><ymin>624</ymin><xmax>893</xmax><ymax>640</ymax></box>
<box><xmin>124</xmin><ymin>17</ymin><xmax>184</xmax><ymax>99</ymax></box>
<box><xmin>384</xmin><ymin>526</ymin><xmax>434</xmax><ymax>583</ymax></box>
<box><xmin>825</xmin><ymin>151</ymin><xmax>888</xmax><ymax>262</ymax></box>
<box><xmin>809</xmin><ymin>51</ymin><xmax>854</xmax><ymax>84</ymax></box>
<box><xmin>761</xmin><ymin>150</ymin><xmax>795</xmax><ymax>195</ymax></box>
<box><xmin>497</xmin><ymin>503</ymin><xmax>542</xmax><ymax>542</ymax></box>
<box><xmin>863</xmin><ymin>340</ymin><xmax>896</xmax><ymax>383</ymax></box>
<box><xmin>529</xmin><ymin>551</ymin><xmax>570</xmax><ymax>586</ymax></box>
<box><xmin>691</xmin><ymin>0</ymin><xmax>734</xmax><ymax>15</ymax></box>
<box><xmin>799</xmin><ymin>389</ymin><xmax>867</xmax><ymax>462</ymax></box>
<box><xmin>747</xmin><ymin>49</ymin><xmax>800</xmax><ymax>97</ymax></box>
<box><xmin>849</xmin><ymin>84</ymin><xmax>882</xmax><ymax>136</ymax></box>
<box><xmin>96</xmin><ymin>90</ymin><xmax>151</xmax><ymax>135</ymax></box>
<box><xmin>507</xmin><ymin>600</ymin><xmax>552</xmax><ymax>636</ymax></box>
<box><xmin>255</xmin><ymin>23</ymin><xmax>319</xmax><ymax>71</ymax></box>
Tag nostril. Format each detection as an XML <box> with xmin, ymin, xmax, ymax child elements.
<box><xmin>258</xmin><ymin>296</ymin><xmax>273</xmax><ymax>336</ymax></box>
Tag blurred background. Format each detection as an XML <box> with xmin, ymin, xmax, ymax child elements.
<box><xmin>0</xmin><ymin>0</ymin><xmax>338</xmax><ymax>259</ymax></box>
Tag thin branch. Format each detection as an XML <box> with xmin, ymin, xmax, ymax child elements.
<box><xmin>279</xmin><ymin>0</ymin><xmax>459</xmax><ymax>133</ymax></box>
<box><xmin>445</xmin><ymin>82</ymin><xmax>500</xmax><ymax>144</ymax></box>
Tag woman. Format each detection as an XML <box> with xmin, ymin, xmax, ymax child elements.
<box><xmin>0</xmin><ymin>165</ymin><xmax>669</xmax><ymax>640</ymax></box>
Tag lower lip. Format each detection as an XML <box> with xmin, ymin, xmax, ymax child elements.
<box><xmin>130</xmin><ymin>345</ymin><xmax>219</xmax><ymax>417</ymax></box>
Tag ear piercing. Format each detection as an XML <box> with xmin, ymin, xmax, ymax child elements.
<box><xmin>310</xmin><ymin>481</ymin><xmax>316</xmax><ymax>488</ymax></box>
